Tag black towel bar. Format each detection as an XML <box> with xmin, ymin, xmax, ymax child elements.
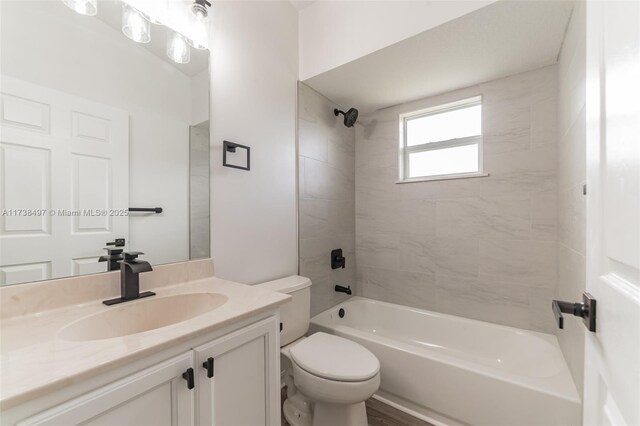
<box><xmin>128</xmin><ymin>207</ymin><xmax>163</xmax><ymax>213</ymax></box>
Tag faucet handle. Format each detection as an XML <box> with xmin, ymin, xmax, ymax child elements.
<box><xmin>106</xmin><ymin>238</ymin><xmax>126</xmax><ymax>247</ymax></box>
<box><xmin>102</xmin><ymin>247</ymin><xmax>124</xmax><ymax>256</ymax></box>
<box><xmin>123</xmin><ymin>251</ymin><xmax>144</xmax><ymax>261</ymax></box>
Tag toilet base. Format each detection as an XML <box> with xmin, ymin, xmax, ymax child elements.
<box><xmin>283</xmin><ymin>396</ymin><xmax>368</xmax><ymax>426</ymax></box>
<box><xmin>283</xmin><ymin>393</ymin><xmax>312</xmax><ymax>426</ymax></box>
<box><xmin>312</xmin><ymin>401</ymin><xmax>368</xmax><ymax>426</ymax></box>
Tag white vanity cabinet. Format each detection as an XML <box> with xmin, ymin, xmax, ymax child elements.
<box><xmin>195</xmin><ymin>318</ymin><xmax>280</xmax><ymax>425</ymax></box>
<box><xmin>7</xmin><ymin>315</ymin><xmax>280</xmax><ymax>426</ymax></box>
<box><xmin>17</xmin><ymin>352</ymin><xmax>195</xmax><ymax>426</ymax></box>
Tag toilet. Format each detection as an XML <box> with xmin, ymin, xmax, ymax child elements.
<box><xmin>257</xmin><ymin>276</ymin><xmax>380</xmax><ymax>426</ymax></box>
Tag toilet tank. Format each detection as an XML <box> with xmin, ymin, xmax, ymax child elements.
<box><xmin>256</xmin><ymin>276</ymin><xmax>311</xmax><ymax>346</ymax></box>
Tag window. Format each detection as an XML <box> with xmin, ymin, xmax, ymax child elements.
<box><xmin>399</xmin><ymin>96</ymin><xmax>484</xmax><ymax>181</ymax></box>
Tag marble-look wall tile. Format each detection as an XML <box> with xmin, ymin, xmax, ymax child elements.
<box><xmin>304</xmin><ymin>157</ymin><xmax>354</xmax><ymax>201</ymax></box>
<box><xmin>478</xmin><ymin>239</ymin><xmax>556</xmax><ymax>286</ymax></box>
<box><xmin>433</xmin><ymin>237</ymin><xmax>480</xmax><ymax>279</ymax></box>
<box><xmin>299</xmin><ymin>119</ymin><xmax>328</xmax><ymax>162</ymax></box>
<box><xmin>359</xmin><ymin>266</ymin><xmax>438</xmax><ymax>312</ymax></box>
<box><xmin>435</xmin><ymin>275</ymin><xmax>531</xmax><ymax>330</ymax></box>
<box><xmin>298</xmin><ymin>83</ymin><xmax>356</xmax><ymax>316</ymax></box>
<box><xmin>355</xmin><ymin>65</ymin><xmax>560</xmax><ymax>334</ymax></box>
<box><xmin>555</xmin><ymin>1</ymin><xmax>587</xmax><ymax>395</ymax></box>
<box><xmin>189</xmin><ymin>126</ymin><xmax>210</xmax><ymax>260</ymax></box>
<box><xmin>356</xmin><ymin>234</ymin><xmax>400</xmax><ymax>270</ymax></box>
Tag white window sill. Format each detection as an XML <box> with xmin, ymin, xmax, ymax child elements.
<box><xmin>395</xmin><ymin>172</ymin><xmax>489</xmax><ymax>184</ymax></box>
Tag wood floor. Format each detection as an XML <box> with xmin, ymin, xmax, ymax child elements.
<box><xmin>281</xmin><ymin>387</ymin><xmax>434</xmax><ymax>426</ymax></box>
<box><xmin>365</xmin><ymin>398</ymin><xmax>434</xmax><ymax>426</ymax></box>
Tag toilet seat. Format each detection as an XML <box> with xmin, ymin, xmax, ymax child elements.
<box><xmin>289</xmin><ymin>332</ymin><xmax>380</xmax><ymax>382</ymax></box>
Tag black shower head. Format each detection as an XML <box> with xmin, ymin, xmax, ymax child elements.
<box><xmin>334</xmin><ymin>108</ymin><xmax>359</xmax><ymax>128</ymax></box>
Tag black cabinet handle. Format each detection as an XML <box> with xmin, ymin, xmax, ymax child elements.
<box><xmin>202</xmin><ymin>357</ymin><xmax>214</xmax><ymax>378</ymax></box>
<box><xmin>182</xmin><ymin>368</ymin><xmax>195</xmax><ymax>390</ymax></box>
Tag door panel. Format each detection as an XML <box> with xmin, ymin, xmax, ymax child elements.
<box><xmin>0</xmin><ymin>261</ymin><xmax>51</xmax><ymax>285</ymax></box>
<box><xmin>584</xmin><ymin>1</ymin><xmax>640</xmax><ymax>425</ymax></box>
<box><xmin>0</xmin><ymin>143</ymin><xmax>51</xmax><ymax>234</ymax></box>
<box><xmin>0</xmin><ymin>93</ymin><xmax>50</xmax><ymax>133</ymax></box>
<box><xmin>72</xmin><ymin>154</ymin><xmax>111</xmax><ymax>232</ymax></box>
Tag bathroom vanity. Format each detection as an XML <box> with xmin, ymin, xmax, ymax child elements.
<box><xmin>0</xmin><ymin>260</ymin><xmax>290</xmax><ymax>425</ymax></box>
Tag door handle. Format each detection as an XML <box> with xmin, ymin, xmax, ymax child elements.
<box><xmin>552</xmin><ymin>292</ymin><xmax>596</xmax><ymax>332</ymax></box>
<box><xmin>202</xmin><ymin>357</ymin><xmax>214</xmax><ymax>378</ymax></box>
<box><xmin>182</xmin><ymin>368</ymin><xmax>195</xmax><ymax>390</ymax></box>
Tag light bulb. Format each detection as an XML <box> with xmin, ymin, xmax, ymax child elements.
<box><xmin>189</xmin><ymin>2</ymin><xmax>209</xmax><ymax>22</ymax></box>
<box><xmin>167</xmin><ymin>31</ymin><xmax>191</xmax><ymax>64</ymax></box>
<box><xmin>184</xmin><ymin>12</ymin><xmax>209</xmax><ymax>50</ymax></box>
<box><xmin>122</xmin><ymin>3</ymin><xmax>151</xmax><ymax>43</ymax></box>
<box><xmin>62</xmin><ymin>0</ymin><xmax>97</xmax><ymax>16</ymax></box>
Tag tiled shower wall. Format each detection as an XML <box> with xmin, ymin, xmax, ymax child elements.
<box><xmin>556</xmin><ymin>2</ymin><xmax>586</xmax><ymax>394</ymax></box>
<box><xmin>298</xmin><ymin>82</ymin><xmax>356</xmax><ymax>316</ymax></box>
<box><xmin>355</xmin><ymin>66</ymin><xmax>558</xmax><ymax>333</ymax></box>
<box><xmin>190</xmin><ymin>125</ymin><xmax>211</xmax><ymax>260</ymax></box>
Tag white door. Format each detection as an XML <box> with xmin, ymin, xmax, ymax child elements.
<box><xmin>0</xmin><ymin>76</ymin><xmax>128</xmax><ymax>285</ymax></box>
<box><xmin>583</xmin><ymin>1</ymin><xmax>640</xmax><ymax>425</ymax></box>
<box><xmin>194</xmin><ymin>317</ymin><xmax>281</xmax><ymax>426</ymax></box>
<box><xmin>17</xmin><ymin>352</ymin><xmax>195</xmax><ymax>425</ymax></box>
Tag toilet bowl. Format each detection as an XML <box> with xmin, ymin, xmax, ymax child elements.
<box><xmin>257</xmin><ymin>276</ymin><xmax>380</xmax><ymax>426</ymax></box>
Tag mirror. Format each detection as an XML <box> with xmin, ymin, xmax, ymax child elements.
<box><xmin>0</xmin><ymin>0</ymin><xmax>210</xmax><ymax>286</ymax></box>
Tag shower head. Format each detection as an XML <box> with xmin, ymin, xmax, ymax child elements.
<box><xmin>334</xmin><ymin>108</ymin><xmax>359</xmax><ymax>128</ymax></box>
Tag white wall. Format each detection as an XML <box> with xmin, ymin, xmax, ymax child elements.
<box><xmin>556</xmin><ymin>0</ymin><xmax>587</xmax><ymax>395</ymax></box>
<box><xmin>209</xmin><ymin>1</ymin><xmax>299</xmax><ymax>284</ymax></box>
<box><xmin>1</xmin><ymin>1</ymin><xmax>192</xmax><ymax>266</ymax></box>
<box><xmin>298</xmin><ymin>0</ymin><xmax>496</xmax><ymax>80</ymax></box>
<box><xmin>191</xmin><ymin>69</ymin><xmax>210</xmax><ymax>126</ymax></box>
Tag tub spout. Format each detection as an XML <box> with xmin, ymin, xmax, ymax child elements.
<box><xmin>335</xmin><ymin>285</ymin><xmax>352</xmax><ymax>295</ymax></box>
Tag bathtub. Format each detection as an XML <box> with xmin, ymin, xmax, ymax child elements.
<box><xmin>309</xmin><ymin>297</ymin><xmax>581</xmax><ymax>426</ymax></box>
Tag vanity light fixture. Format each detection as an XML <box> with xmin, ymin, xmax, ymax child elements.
<box><xmin>189</xmin><ymin>0</ymin><xmax>211</xmax><ymax>22</ymax></box>
<box><xmin>186</xmin><ymin>30</ymin><xmax>208</xmax><ymax>50</ymax></box>
<box><xmin>167</xmin><ymin>30</ymin><xmax>191</xmax><ymax>64</ymax></box>
<box><xmin>61</xmin><ymin>0</ymin><xmax>97</xmax><ymax>16</ymax></box>
<box><xmin>63</xmin><ymin>0</ymin><xmax>210</xmax><ymax>54</ymax></box>
<box><xmin>122</xmin><ymin>3</ymin><xmax>151</xmax><ymax>44</ymax></box>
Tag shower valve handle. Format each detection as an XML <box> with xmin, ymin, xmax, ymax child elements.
<box><xmin>331</xmin><ymin>249</ymin><xmax>346</xmax><ymax>269</ymax></box>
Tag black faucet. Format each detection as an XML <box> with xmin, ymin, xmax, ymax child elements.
<box><xmin>98</xmin><ymin>247</ymin><xmax>124</xmax><ymax>271</ymax></box>
<box><xmin>335</xmin><ymin>285</ymin><xmax>352</xmax><ymax>295</ymax></box>
<box><xmin>103</xmin><ymin>252</ymin><xmax>155</xmax><ymax>305</ymax></box>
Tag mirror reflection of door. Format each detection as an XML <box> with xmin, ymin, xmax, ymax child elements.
<box><xmin>0</xmin><ymin>77</ymin><xmax>129</xmax><ymax>285</ymax></box>
<box><xmin>0</xmin><ymin>0</ymin><xmax>210</xmax><ymax>285</ymax></box>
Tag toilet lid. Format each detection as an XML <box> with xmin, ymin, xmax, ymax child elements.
<box><xmin>290</xmin><ymin>332</ymin><xmax>380</xmax><ymax>382</ymax></box>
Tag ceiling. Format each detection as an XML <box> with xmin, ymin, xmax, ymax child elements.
<box><xmin>97</xmin><ymin>0</ymin><xmax>209</xmax><ymax>77</ymax></box>
<box><xmin>304</xmin><ymin>0</ymin><xmax>574</xmax><ymax>114</ymax></box>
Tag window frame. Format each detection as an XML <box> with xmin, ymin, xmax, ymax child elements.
<box><xmin>398</xmin><ymin>96</ymin><xmax>487</xmax><ymax>183</ymax></box>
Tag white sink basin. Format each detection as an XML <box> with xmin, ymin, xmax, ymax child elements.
<box><xmin>58</xmin><ymin>293</ymin><xmax>228</xmax><ymax>341</ymax></box>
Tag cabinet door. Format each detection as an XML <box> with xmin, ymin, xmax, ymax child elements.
<box><xmin>19</xmin><ymin>352</ymin><xmax>195</xmax><ymax>426</ymax></box>
<box><xmin>195</xmin><ymin>317</ymin><xmax>280</xmax><ymax>426</ymax></box>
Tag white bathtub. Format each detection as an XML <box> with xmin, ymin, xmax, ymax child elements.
<box><xmin>309</xmin><ymin>297</ymin><xmax>581</xmax><ymax>426</ymax></box>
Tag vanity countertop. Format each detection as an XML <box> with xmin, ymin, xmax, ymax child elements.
<box><xmin>0</xmin><ymin>275</ymin><xmax>290</xmax><ymax>409</ymax></box>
